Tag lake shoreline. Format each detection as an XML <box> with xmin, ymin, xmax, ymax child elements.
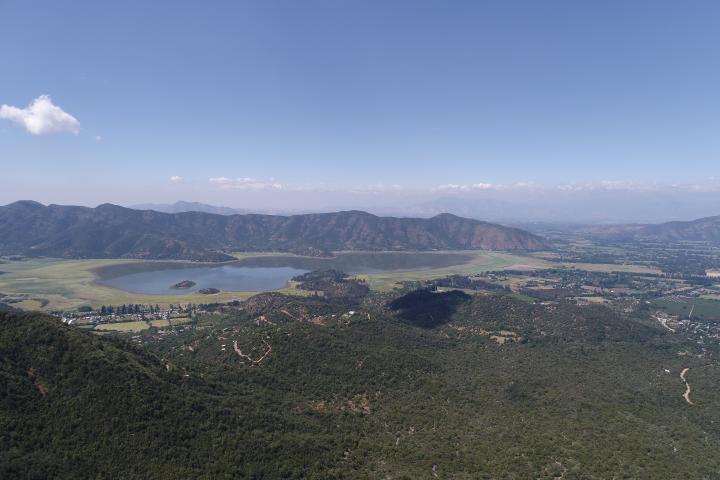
<box><xmin>90</xmin><ymin>251</ymin><xmax>476</xmax><ymax>296</ymax></box>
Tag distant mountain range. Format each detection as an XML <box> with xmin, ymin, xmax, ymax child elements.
<box><xmin>0</xmin><ymin>201</ymin><xmax>548</xmax><ymax>261</ymax></box>
<box><xmin>130</xmin><ymin>201</ymin><xmax>250</xmax><ymax>215</ymax></box>
<box><xmin>582</xmin><ymin>214</ymin><xmax>720</xmax><ymax>243</ymax></box>
<box><xmin>633</xmin><ymin>215</ymin><xmax>720</xmax><ymax>242</ymax></box>
<box><xmin>128</xmin><ymin>191</ymin><xmax>720</xmax><ymax>225</ymax></box>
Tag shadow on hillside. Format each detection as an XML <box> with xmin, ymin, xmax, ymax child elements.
<box><xmin>387</xmin><ymin>289</ymin><xmax>470</xmax><ymax>328</ymax></box>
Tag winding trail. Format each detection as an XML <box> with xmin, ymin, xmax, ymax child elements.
<box><xmin>280</xmin><ymin>309</ymin><xmax>297</xmax><ymax>320</ymax></box>
<box><xmin>233</xmin><ymin>339</ymin><xmax>272</xmax><ymax>366</ymax></box>
<box><xmin>680</xmin><ymin>368</ymin><xmax>694</xmax><ymax>405</ymax></box>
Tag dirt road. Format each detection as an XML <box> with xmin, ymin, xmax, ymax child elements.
<box><xmin>680</xmin><ymin>368</ymin><xmax>693</xmax><ymax>405</ymax></box>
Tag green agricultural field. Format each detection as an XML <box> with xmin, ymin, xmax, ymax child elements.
<box><xmin>94</xmin><ymin>320</ymin><xmax>150</xmax><ymax>332</ymax></box>
<box><xmin>652</xmin><ymin>296</ymin><xmax>720</xmax><ymax>321</ymax></box>
<box><xmin>360</xmin><ymin>251</ymin><xmax>550</xmax><ymax>291</ymax></box>
<box><xmin>93</xmin><ymin>317</ymin><xmax>195</xmax><ymax>332</ymax></box>
<box><xmin>11</xmin><ymin>298</ymin><xmax>47</xmax><ymax>311</ymax></box>
<box><xmin>150</xmin><ymin>317</ymin><xmax>194</xmax><ymax>328</ymax></box>
<box><xmin>560</xmin><ymin>261</ymin><xmax>662</xmax><ymax>274</ymax></box>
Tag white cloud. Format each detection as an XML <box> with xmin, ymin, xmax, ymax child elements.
<box><xmin>201</xmin><ymin>177</ymin><xmax>720</xmax><ymax>196</ymax></box>
<box><xmin>209</xmin><ymin>176</ymin><xmax>233</xmax><ymax>185</ymax></box>
<box><xmin>209</xmin><ymin>177</ymin><xmax>285</xmax><ymax>190</ymax></box>
<box><xmin>0</xmin><ymin>95</ymin><xmax>80</xmax><ymax>135</ymax></box>
<box><xmin>555</xmin><ymin>181</ymin><xmax>661</xmax><ymax>192</ymax></box>
<box><xmin>431</xmin><ymin>180</ymin><xmax>714</xmax><ymax>194</ymax></box>
<box><xmin>556</xmin><ymin>184</ymin><xmax>583</xmax><ymax>192</ymax></box>
<box><xmin>170</xmin><ymin>175</ymin><xmax>184</xmax><ymax>183</ymax></box>
<box><xmin>433</xmin><ymin>183</ymin><xmax>497</xmax><ymax>192</ymax></box>
<box><xmin>434</xmin><ymin>184</ymin><xmax>465</xmax><ymax>191</ymax></box>
<box><xmin>350</xmin><ymin>183</ymin><xmax>405</xmax><ymax>194</ymax></box>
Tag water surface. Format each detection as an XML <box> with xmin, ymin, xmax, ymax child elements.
<box><xmin>96</xmin><ymin>252</ymin><xmax>474</xmax><ymax>295</ymax></box>
<box><xmin>100</xmin><ymin>265</ymin><xmax>308</xmax><ymax>295</ymax></box>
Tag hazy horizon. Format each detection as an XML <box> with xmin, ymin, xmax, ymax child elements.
<box><xmin>6</xmin><ymin>181</ymin><xmax>720</xmax><ymax>225</ymax></box>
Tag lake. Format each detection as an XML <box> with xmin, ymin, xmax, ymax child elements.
<box><xmin>95</xmin><ymin>252</ymin><xmax>473</xmax><ymax>295</ymax></box>
<box><xmin>99</xmin><ymin>265</ymin><xmax>310</xmax><ymax>295</ymax></box>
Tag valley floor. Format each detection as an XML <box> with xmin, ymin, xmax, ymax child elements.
<box><xmin>0</xmin><ymin>251</ymin><xmax>547</xmax><ymax>311</ymax></box>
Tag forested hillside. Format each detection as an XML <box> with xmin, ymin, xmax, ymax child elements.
<box><xmin>0</xmin><ymin>201</ymin><xmax>547</xmax><ymax>261</ymax></box>
<box><xmin>2</xmin><ymin>287</ymin><xmax>720</xmax><ymax>478</ymax></box>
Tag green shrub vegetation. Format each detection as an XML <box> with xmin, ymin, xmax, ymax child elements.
<box><xmin>2</xmin><ymin>289</ymin><xmax>720</xmax><ymax>478</ymax></box>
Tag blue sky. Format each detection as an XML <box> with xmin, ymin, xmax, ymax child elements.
<box><xmin>1</xmin><ymin>0</ymin><xmax>720</xmax><ymax>210</ymax></box>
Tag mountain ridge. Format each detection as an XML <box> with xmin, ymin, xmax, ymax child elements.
<box><xmin>635</xmin><ymin>214</ymin><xmax>720</xmax><ymax>242</ymax></box>
<box><xmin>0</xmin><ymin>201</ymin><xmax>548</xmax><ymax>261</ymax></box>
<box><xmin>579</xmin><ymin>214</ymin><xmax>720</xmax><ymax>243</ymax></box>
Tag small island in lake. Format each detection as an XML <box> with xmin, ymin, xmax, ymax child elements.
<box><xmin>170</xmin><ymin>280</ymin><xmax>196</xmax><ymax>289</ymax></box>
<box><xmin>198</xmin><ymin>287</ymin><xmax>220</xmax><ymax>295</ymax></box>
